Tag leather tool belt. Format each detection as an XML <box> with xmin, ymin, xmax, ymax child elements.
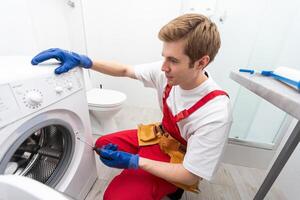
<box><xmin>137</xmin><ymin>123</ymin><xmax>200</xmax><ymax>193</ymax></box>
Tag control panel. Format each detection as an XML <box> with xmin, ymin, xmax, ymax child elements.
<box><xmin>0</xmin><ymin>68</ymin><xmax>83</xmax><ymax>128</ymax></box>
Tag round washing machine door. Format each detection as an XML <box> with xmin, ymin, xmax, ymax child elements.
<box><xmin>0</xmin><ymin>119</ymin><xmax>74</xmax><ymax>187</ymax></box>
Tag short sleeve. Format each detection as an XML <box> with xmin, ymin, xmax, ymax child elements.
<box><xmin>134</xmin><ymin>61</ymin><xmax>165</xmax><ymax>90</ymax></box>
<box><xmin>183</xmin><ymin>122</ymin><xmax>232</xmax><ymax>180</ymax></box>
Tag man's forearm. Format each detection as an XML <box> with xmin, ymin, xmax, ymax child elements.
<box><xmin>139</xmin><ymin>157</ymin><xmax>199</xmax><ymax>185</ymax></box>
<box><xmin>91</xmin><ymin>60</ymin><xmax>136</xmax><ymax>79</ymax></box>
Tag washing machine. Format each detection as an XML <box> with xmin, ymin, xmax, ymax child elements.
<box><xmin>0</xmin><ymin>56</ymin><xmax>97</xmax><ymax>200</ymax></box>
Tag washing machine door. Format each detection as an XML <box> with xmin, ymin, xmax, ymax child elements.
<box><xmin>0</xmin><ymin>115</ymin><xmax>76</xmax><ymax>187</ymax></box>
<box><xmin>0</xmin><ymin>175</ymin><xmax>73</xmax><ymax>200</ymax></box>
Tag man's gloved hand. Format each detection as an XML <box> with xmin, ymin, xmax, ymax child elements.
<box><xmin>31</xmin><ymin>48</ymin><xmax>92</xmax><ymax>74</ymax></box>
<box><xmin>96</xmin><ymin>143</ymin><xmax>139</xmax><ymax>169</ymax></box>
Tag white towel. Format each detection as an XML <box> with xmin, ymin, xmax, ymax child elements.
<box><xmin>273</xmin><ymin>66</ymin><xmax>300</xmax><ymax>90</ymax></box>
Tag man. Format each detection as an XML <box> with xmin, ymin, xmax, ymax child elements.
<box><xmin>31</xmin><ymin>13</ymin><xmax>232</xmax><ymax>200</ymax></box>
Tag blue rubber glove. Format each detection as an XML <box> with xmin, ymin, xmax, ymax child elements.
<box><xmin>96</xmin><ymin>143</ymin><xmax>139</xmax><ymax>169</ymax></box>
<box><xmin>31</xmin><ymin>48</ymin><xmax>92</xmax><ymax>74</ymax></box>
<box><xmin>94</xmin><ymin>143</ymin><xmax>118</xmax><ymax>155</ymax></box>
<box><xmin>102</xmin><ymin>143</ymin><xmax>118</xmax><ymax>151</ymax></box>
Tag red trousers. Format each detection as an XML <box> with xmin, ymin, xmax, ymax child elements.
<box><xmin>95</xmin><ymin>129</ymin><xmax>178</xmax><ymax>200</ymax></box>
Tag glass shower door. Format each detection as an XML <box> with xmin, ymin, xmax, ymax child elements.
<box><xmin>229</xmin><ymin>87</ymin><xmax>288</xmax><ymax>149</ymax></box>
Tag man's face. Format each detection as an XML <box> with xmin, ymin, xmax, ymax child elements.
<box><xmin>161</xmin><ymin>40</ymin><xmax>202</xmax><ymax>89</ymax></box>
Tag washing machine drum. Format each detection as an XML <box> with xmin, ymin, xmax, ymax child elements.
<box><xmin>3</xmin><ymin>125</ymin><xmax>73</xmax><ymax>186</ymax></box>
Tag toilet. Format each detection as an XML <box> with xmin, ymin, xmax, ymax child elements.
<box><xmin>86</xmin><ymin>88</ymin><xmax>126</xmax><ymax>134</ymax></box>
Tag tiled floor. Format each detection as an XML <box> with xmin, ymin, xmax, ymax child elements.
<box><xmin>85</xmin><ymin>106</ymin><xmax>286</xmax><ymax>200</ymax></box>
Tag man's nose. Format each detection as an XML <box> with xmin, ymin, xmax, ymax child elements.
<box><xmin>161</xmin><ymin>61</ymin><xmax>170</xmax><ymax>72</ymax></box>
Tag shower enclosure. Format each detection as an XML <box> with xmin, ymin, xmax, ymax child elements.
<box><xmin>200</xmin><ymin>0</ymin><xmax>300</xmax><ymax>168</ymax></box>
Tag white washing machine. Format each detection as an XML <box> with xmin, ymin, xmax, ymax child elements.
<box><xmin>0</xmin><ymin>56</ymin><xmax>97</xmax><ymax>200</ymax></box>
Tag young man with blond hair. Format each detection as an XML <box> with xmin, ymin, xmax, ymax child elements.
<box><xmin>32</xmin><ymin>13</ymin><xmax>232</xmax><ymax>200</ymax></box>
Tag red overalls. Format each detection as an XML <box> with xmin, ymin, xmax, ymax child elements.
<box><xmin>95</xmin><ymin>84</ymin><xmax>228</xmax><ymax>200</ymax></box>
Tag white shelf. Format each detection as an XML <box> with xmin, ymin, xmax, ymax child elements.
<box><xmin>230</xmin><ymin>71</ymin><xmax>300</xmax><ymax>120</ymax></box>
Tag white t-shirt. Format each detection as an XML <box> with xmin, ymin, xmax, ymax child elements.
<box><xmin>134</xmin><ymin>61</ymin><xmax>233</xmax><ymax>181</ymax></box>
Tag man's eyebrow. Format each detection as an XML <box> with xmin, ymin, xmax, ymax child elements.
<box><xmin>161</xmin><ymin>54</ymin><xmax>179</xmax><ymax>61</ymax></box>
<box><xmin>167</xmin><ymin>57</ymin><xmax>179</xmax><ymax>62</ymax></box>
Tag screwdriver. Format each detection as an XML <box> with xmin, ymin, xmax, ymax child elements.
<box><xmin>76</xmin><ymin>136</ymin><xmax>108</xmax><ymax>158</ymax></box>
<box><xmin>76</xmin><ymin>136</ymin><xmax>96</xmax><ymax>150</ymax></box>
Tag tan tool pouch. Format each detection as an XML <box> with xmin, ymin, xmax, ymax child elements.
<box><xmin>137</xmin><ymin>123</ymin><xmax>200</xmax><ymax>193</ymax></box>
<box><xmin>137</xmin><ymin>123</ymin><xmax>161</xmax><ymax>146</ymax></box>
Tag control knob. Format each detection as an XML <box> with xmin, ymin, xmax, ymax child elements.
<box><xmin>26</xmin><ymin>91</ymin><xmax>43</xmax><ymax>106</ymax></box>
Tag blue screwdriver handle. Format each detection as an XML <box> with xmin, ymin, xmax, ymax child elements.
<box><xmin>239</xmin><ymin>69</ymin><xmax>255</xmax><ymax>74</ymax></box>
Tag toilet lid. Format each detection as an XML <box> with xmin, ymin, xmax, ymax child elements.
<box><xmin>87</xmin><ymin>88</ymin><xmax>126</xmax><ymax>108</ymax></box>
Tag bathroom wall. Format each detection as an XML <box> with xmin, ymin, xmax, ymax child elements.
<box><xmin>0</xmin><ymin>1</ymin><xmax>37</xmax><ymax>55</ymax></box>
<box><xmin>0</xmin><ymin>0</ymin><xmax>86</xmax><ymax>55</ymax></box>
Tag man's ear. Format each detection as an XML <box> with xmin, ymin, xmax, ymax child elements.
<box><xmin>194</xmin><ymin>55</ymin><xmax>210</xmax><ymax>70</ymax></box>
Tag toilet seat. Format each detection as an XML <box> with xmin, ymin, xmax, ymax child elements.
<box><xmin>87</xmin><ymin>88</ymin><xmax>126</xmax><ymax>108</ymax></box>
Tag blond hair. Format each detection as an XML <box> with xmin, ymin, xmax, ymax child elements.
<box><xmin>158</xmin><ymin>13</ymin><xmax>221</xmax><ymax>66</ymax></box>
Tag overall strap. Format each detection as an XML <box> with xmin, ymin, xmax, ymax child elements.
<box><xmin>174</xmin><ymin>90</ymin><xmax>229</xmax><ymax>122</ymax></box>
<box><xmin>163</xmin><ymin>84</ymin><xmax>172</xmax><ymax>102</ymax></box>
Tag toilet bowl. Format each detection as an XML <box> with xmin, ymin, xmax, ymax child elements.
<box><xmin>87</xmin><ymin>88</ymin><xmax>126</xmax><ymax>134</ymax></box>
